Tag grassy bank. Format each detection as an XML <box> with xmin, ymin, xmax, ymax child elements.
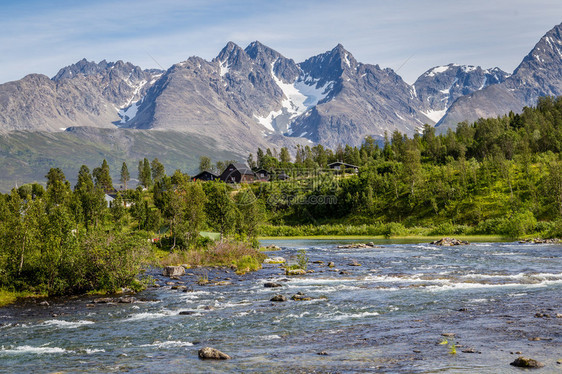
<box><xmin>0</xmin><ymin>289</ymin><xmax>45</xmax><ymax>307</ymax></box>
<box><xmin>157</xmin><ymin>241</ymin><xmax>266</xmax><ymax>274</ymax></box>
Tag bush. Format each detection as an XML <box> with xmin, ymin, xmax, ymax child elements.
<box><xmin>500</xmin><ymin>210</ymin><xmax>537</xmax><ymax>238</ymax></box>
<box><xmin>383</xmin><ymin>222</ymin><xmax>406</xmax><ymax>238</ymax></box>
<box><xmin>173</xmin><ymin>241</ymin><xmax>266</xmax><ymax>271</ymax></box>
<box><xmin>547</xmin><ymin>219</ymin><xmax>562</xmax><ymax>238</ymax></box>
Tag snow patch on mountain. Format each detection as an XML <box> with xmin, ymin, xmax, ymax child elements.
<box><xmin>254</xmin><ymin>61</ymin><xmax>334</xmax><ymax>135</ymax></box>
<box><xmin>219</xmin><ymin>61</ymin><xmax>230</xmax><ymax>77</ymax></box>
<box><xmin>426</xmin><ymin>65</ymin><xmax>450</xmax><ymax>77</ymax></box>
<box><xmin>118</xmin><ymin>99</ymin><xmax>142</xmax><ymax>124</ymax></box>
<box><xmin>422</xmin><ymin>108</ymin><xmax>448</xmax><ymax>123</ymax></box>
<box><xmin>116</xmin><ymin>79</ymin><xmax>147</xmax><ymax>124</ymax></box>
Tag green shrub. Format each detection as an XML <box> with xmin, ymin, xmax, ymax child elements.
<box><xmin>383</xmin><ymin>222</ymin><xmax>406</xmax><ymax>238</ymax></box>
<box><xmin>547</xmin><ymin>219</ymin><xmax>562</xmax><ymax>238</ymax></box>
<box><xmin>500</xmin><ymin>210</ymin><xmax>537</xmax><ymax>238</ymax></box>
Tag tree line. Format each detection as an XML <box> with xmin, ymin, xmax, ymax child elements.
<box><xmin>241</xmin><ymin>96</ymin><xmax>562</xmax><ymax>238</ymax></box>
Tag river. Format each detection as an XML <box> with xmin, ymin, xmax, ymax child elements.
<box><xmin>1</xmin><ymin>239</ymin><xmax>561</xmax><ymax>373</ymax></box>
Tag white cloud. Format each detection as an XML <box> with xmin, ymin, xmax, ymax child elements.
<box><xmin>1</xmin><ymin>0</ymin><xmax>562</xmax><ymax>83</ymax></box>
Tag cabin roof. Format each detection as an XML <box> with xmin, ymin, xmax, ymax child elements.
<box><xmin>328</xmin><ymin>161</ymin><xmax>359</xmax><ymax>168</ymax></box>
<box><xmin>228</xmin><ymin>163</ymin><xmax>254</xmax><ymax>175</ymax></box>
<box><xmin>193</xmin><ymin>170</ymin><xmax>218</xmax><ymax>178</ymax></box>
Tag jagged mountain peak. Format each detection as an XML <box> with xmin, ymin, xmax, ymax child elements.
<box><xmin>298</xmin><ymin>44</ymin><xmax>358</xmax><ymax>85</ymax></box>
<box><xmin>245</xmin><ymin>41</ymin><xmax>276</xmax><ymax>57</ymax></box>
<box><xmin>52</xmin><ymin>58</ymin><xmax>146</xmax><ymax>82</ymax></box>
<box><xmin>325</xmin><ymin>43</ymin><xmax>357</xmax><ymax>70</ymax></box>
<box><xmin>513</xmin><ymin>22</ymin><xmax>562</xmax><ymax>78</ymax></box>
<box><xmin>215</xmin><ymin>42</ymin><xmax>247</xmax><ymax>62</ymax></box>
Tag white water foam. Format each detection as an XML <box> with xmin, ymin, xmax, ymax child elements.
<box><xmin>260</xmin><ymin>334</ymin><xmax>282</xmax><ymax>340</ymax></box>
<box><xmin>0</xmin><ymin>345</ymin><xmax>71</xmax><ymax>355</ymax></box>
<box><xmin>125</xmin><ymin>309</ymin><xmax>176</xmax><ymax>321</ymax></box>
<box><xmin>84</xmin><ymin>348</ymin><xmax>105</xmax><ymax>354</ymax></box>
<box><xmin>41</xmin><ymin>320</ymin><xmax>95</xmax><ymax>329</ymax></box>
<box><xmin>319</xmin><ymin>311</ymin><xmax>380</xmax><ymax>321</ymax></box>
<box><xmin>140</xmin><ymin>341</ymin><xmax>193</xmax><ymax>349</ymax></box>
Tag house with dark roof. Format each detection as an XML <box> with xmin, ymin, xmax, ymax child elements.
<box><xmin>219</xmin><ymin>163</ymin><xmax>256</xmax><ymax>183</ymax></box>
<box><xmin>192</xmin><ymin>170</ymin><xmax>218</xmax><ymax>182</ymax></box>
<box><xmin>328</xmin><ymin>161</ymin><xmax>359</xmax><ymax>173</ymax></box>
<box><xmin>254</xmin><ymin>169</ymin><xmax>270</xmax><ymax>181</ymax></box>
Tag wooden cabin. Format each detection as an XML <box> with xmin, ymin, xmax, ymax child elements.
<box><xmin>328</xmin><ymin>161</ymin><xmax>359</xmax><ymax>173</ymax></box>
<box><xmin>192</xmin><ymin>170</ymin><xmax>218</xmax><ymax>182</ymax></box>
<box><xmin>254</xmin><ymin>169</ymin><xmax>270</xmax><ymax>181</ymax></box>
<box><xmin>219</xmin><ymin>163</ymin><xmax>256</xmax><ymax>183</ymax></box>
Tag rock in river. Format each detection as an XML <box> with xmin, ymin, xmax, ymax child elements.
<box><xmin>264</xmin><ymin>256</ymin><xmax>285</xmax><ymax>264</ymax></box>
<box><xmin>286</xmin><ymin>269</ymin><xmax>306</xmax><ymax>276</ymax></box>
<box><xmin>430</xmin><ymin>238</ymin><xmax>469</xmax><ymax>246</ymax></box>
<box><xmin>162</xmin><ymin>266</ymin><xmax>185</xmax><ymax>277</ymax></box>
<box><xmin>270</xmin><ymin>294</ymin><xmax>287</xmax><ymax>302</ymax></box>
<box><xmin>198</xmin><ymin>347</ymin><xmax>231</xmax><ymax>360</ymax></box>
<box><xmin>264</xmin><ymin>282</ymin><xmax>282</xmax><ymax>288</ymax></box>
<box><xmin>510</xmin><ymin>356</ymin><xmax>544</xmax><ymax>368</ymax></box>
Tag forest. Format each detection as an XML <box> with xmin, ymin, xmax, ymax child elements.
<box><xmin>1</xmin><ymin>96</ymin><xmax>562</xmax><ymax>299</ymax></box>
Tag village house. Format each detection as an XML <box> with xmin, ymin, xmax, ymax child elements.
<box><xmin>328</xmin><ymin>161</ymin><xmax>359</xmax><ymax>173</ymax></box>
<box><xmin>192</xmin><ymin>170</ymin><xmax>219</xmax><ymax>182</ymax></box>
<box><xmin>219</xmin><ymin>163</ymin><xmax>256</xmax><ymax>183</ymax></box>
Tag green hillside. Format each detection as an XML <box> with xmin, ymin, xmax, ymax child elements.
<box><xmin>0</xmin><ymin>127</ymin><xmax>242</xmax><ymax>191</ymax></box>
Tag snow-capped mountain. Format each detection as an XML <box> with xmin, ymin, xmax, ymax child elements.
<box><xmin>414</xmin><ymin>64</ymin><xmax>509</xmax><ymax>123</ymax></box>
<box><xmin>437</xmin><ymin>22</ymin><xmax>562</xmax><ymax>132</ymax></box>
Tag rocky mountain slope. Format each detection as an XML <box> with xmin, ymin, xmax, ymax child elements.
<box><xmin>437</xmin><ymin>22</ymin><xmax>562</xmax><ymax>132</ymax></box>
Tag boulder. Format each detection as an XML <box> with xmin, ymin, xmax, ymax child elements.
<box><xmin>162</xmin><ymin>266</ymin><xmax>185</xmax><ymax>277</ymax></box>
<box><xmin>92</xmin><ymin>297</ymin><xmax>114</xmax><ymax>304</ymax></box>
<box><xmin>264</xmin><ymin>282</ymin><xmax>283</xmax><ymax>288</ymax></box>
<box><xmin>198</xmin><ymin>347</ymin><xmax>231</xmax><ymax>360</ymax></box>
<box><xmin>430</xmin><ymin>238</ymin><xmax>469</xmax><ymax>246</ymax></box>
<box><xmin>262</xmin><ymin>244</ymin><xmax>282</xmax><ymax>251</ymax></box>
<box><xmin>348</xmin><ymin>260</ymin><xmax>361</xmax><ymax>266</ymax></box>
<box><xmin>291</xmin><ymin>292</ymin><xmax>311</xmax><ymax>301</ymax></box>
<box><xmin>264</xmin><ymin>256</ymin><xmax>286</xmax><ymax>264</ymax></box>
<box><xmin>117</xmin><ymin>297</ymin><xmax>136</xmax><ymax>303</ymax></box>
<box><xmin>510</xmin><ymin>357</ymin><xmax>544</xmax><ymax>368</ymax></box>
<box><xmin>270</xmin><ymin>294</ymin><xmax>287</xmax><ymax>302</ymax></box>
<box><xmin>179</xmin><ymin>310</ymin><xmax>197</xmax><ymax>315</ymax></box>
<box><xmin>286</xmin><ymin>269</ymin><xmax>306</xmax><ymax>276</ymax></box>
<box><xmin>328</xmin><ymin>262</ymin><xmax>335</xmax><ymax>268</ymax></box>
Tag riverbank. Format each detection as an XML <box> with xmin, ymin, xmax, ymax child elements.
<box><xmin>259</xmin><ymin>234</ymin><xmax>506</xmax><ymax>242</ymax></box>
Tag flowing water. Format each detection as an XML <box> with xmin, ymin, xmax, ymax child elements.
<box><xmin>1</xmin><ymin>240</ymin><xmax>561</xmax><ymax>373</ymax></box>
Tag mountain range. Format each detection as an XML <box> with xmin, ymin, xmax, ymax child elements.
<box><xmin>1</xmin><ymin>22</ymin><xmax>562</xmax><ymax>190</ymax></box>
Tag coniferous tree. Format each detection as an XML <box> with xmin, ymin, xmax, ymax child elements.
<box><xmin>199</xmin><ymin>156</ymin><xmax>212</xmax><ymax>173</ymax></box>
<box><xmin>138</xmin><ymin>158</ymin><xmax>152</xmax><ymax>188</ymax></box>
<box><xmin>151</xmin><ymin>158</ymin><xmax>166</xmax><ymax>182</ymax></box>
<box><xmin>93</xmin><ymin>159</ymin><xmax>113</xmax><ymax>192</ymax></box>
<box><xmin>120</xmin><ymin>162</ymin><xmax>130</xmax><ymax>190</ymax></box>
<box><xmin>45</xmin><ymin>168</ymin><xmax>72</xmax><ymax>206</ymax></box>
<box><xmin>280</xmin><ymin>147</ymin><xmax>291</xmax><ymax>163</ymax></box>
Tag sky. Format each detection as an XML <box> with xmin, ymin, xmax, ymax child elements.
<box><xmin>1</xmin><ymin>0</ymin><xmax>562</xmax><ymax>84</ymax></box>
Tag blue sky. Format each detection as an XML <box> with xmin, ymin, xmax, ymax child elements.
<box><xmin>1</xmin><ymin>0</ymin><xmax>562</xmax><ymax>84</ymax></box>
